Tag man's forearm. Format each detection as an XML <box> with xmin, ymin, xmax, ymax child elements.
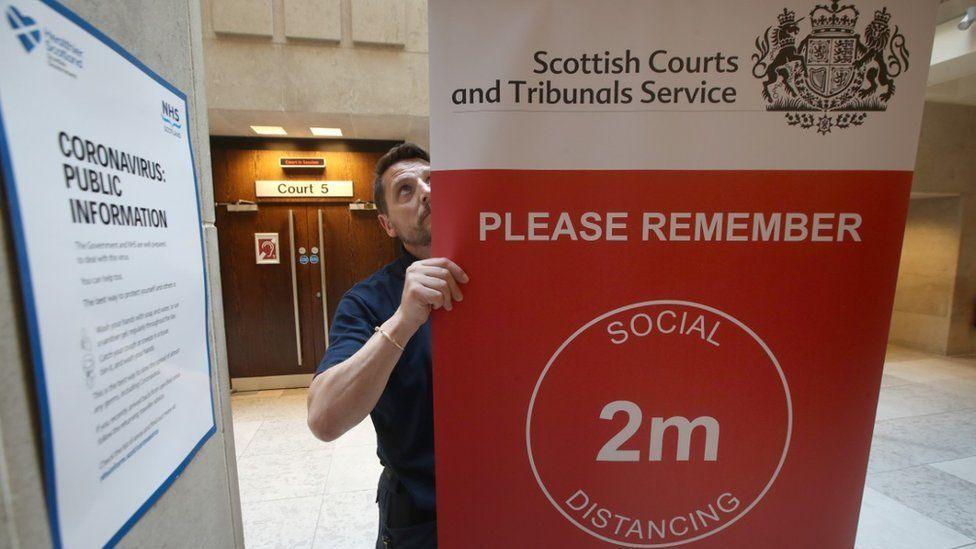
<box><xmin>307</xmin><ymin>311</ymin><xmax>419</xmax><ymax>442</ymax></box>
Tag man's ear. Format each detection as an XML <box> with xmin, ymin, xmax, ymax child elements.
<box><xmin>377</xmin><ymin>213</ymin><xmax>398</xmax><ymax>238</ymax></box>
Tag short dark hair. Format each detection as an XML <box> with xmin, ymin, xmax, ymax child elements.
<box><xmin>373</xmin><ymin>143</ymin><xmax>429</xmax><ymax>214</ymax></box>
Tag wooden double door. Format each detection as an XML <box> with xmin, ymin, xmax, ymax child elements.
<box><xmin>217</xmin><ymin>202</ymin><xmax>398</xmax><ymax>379</ymax></box>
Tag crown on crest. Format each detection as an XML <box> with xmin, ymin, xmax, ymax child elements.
<box><xmin>778</xmin><ymin>8</ymin><xmax>798</xmax><ymax>26</ymax></box>
<box><xmin>810</xmin><ymin>0</ymin><xmax>860</xmax><ymax>34</ymax></box>
<box><xmin>873</xmin><ymin>7</ymin><xmax>891</xmax><ymax>24</ymax></box>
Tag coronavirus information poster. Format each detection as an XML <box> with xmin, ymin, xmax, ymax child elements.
<box><xmin>0</xmin><ymin>1</ymin><xmax>213</xmax><ymax>547</ymax></box>
<box><xmin>429</xmin><ymin>1</ymin><xmax>938</xmax><ymax>547</ymax></box>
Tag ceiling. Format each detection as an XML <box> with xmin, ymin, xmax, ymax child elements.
<box><xmin>939</xmin><ymin>0</ymin><xmax>973</xmax><ymax>24</ymax></box>
<box><xmin>207</xmin><ymin>109</ymin><xmax>430</xmax><ymax>147</ymax></box>
<box><xmin>928</xmin><ymin>1</ymin><xmax>976</xmax><ymax>105</ymax></box>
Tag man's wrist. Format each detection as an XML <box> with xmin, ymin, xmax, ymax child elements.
<box><xmin>383</xmin><ymin>309</ymin><xmax>420</xmax><ymax>347</ymax></box>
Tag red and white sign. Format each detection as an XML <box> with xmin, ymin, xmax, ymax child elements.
<box><xmin>528</xmin><ymin>301</ymin><xmax>791</xmax><ymax>546</ymax></box>
<box><xmin>255</xmin><ymin>232</ymin><xmax>279</xmax><ymax>264</ymax></box>
<box><xmin>280</xmin><ymin>157</ymin><xmax>326</xmax><ymax>169</ymax></box>
<box><xmin>429</xmin><ymin>1</ymin><xmax>938</xmax><ymax>547</ymax></box>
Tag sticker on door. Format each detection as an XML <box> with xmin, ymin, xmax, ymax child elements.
<box><xmin>255</xmin><ymin>233</ymin><xmax>280</xmax><ymax>264</ymax></box>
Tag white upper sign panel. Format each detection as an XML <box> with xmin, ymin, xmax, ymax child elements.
<box><xmin>429</xmin><ymin>0</ymin><xmax>939</xmax><ymax>171</ymax></box>
<box><xmin>255</xmin><ymin>179</ymin><xmax>354</xmax><ymax>198</ymax></box>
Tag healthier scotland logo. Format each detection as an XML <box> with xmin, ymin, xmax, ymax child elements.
<box><xmin>5</xmin><ymin>4</ymin><xmax>84</xmax><ymax>76</ymax></box>
<box><xmin>6</xmin><ymin>5</ymin><xmax>40</xmax><ymax>53</ymax></box>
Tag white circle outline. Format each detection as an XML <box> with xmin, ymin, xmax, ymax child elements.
<box><xmin>525</xmin><ymin>300</ymin><xmax>793</xmax><ymax>548</ymax></box>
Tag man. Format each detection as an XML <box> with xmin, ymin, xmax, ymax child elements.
<box><xmin>307</xmin><ymin>143</ymin><xmax>466</xmax><ymax>549</ymax></box>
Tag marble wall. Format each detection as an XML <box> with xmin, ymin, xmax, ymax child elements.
<box><xmin>0</xmin><ymin>1</ymin><xmax>242</xmax><ymax>547</ymax></box>
<box><xmin>890</xmin><ymin>101</ymin><xmax>976</xmax><ymax>355</ymax></box>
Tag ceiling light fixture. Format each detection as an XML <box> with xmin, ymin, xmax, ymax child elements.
<box><xmin>250</xmin><ymin>125</ymin><xmax>287</xmax><ymax>136</ymax></box>
<box><xmin>960</xmin><ymin>6</ymin><xmax>976</xmax><ymax>31</ymax></box>
<box><xmin>310</xmin><ymin>127</ymin><xmax>343</xmax><ymax>137</ymax></box>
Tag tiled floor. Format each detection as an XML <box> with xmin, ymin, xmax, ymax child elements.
<box><xmin>231</xmin><ymin>388</ymin><xmax>381</xmax><ymax>548</ymax></box>
<box><xmin>231</xmin><ymin>347</ymin><xmax>976</xmax><ymax>548</ymax></box>
<box><xmin>858</xmin><ymin>347</ymin><xmax>976</xmax><ymax>549</ymax></box>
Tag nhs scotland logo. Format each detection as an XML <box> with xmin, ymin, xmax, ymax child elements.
<box><xmin>161</xmin><ymin>101</ymin><xmax>183</xmax><ymax>137</ymax></box>
<box><xmin>6</xmin><ymin>5</ymin><xmax>40</xmax><ymax>53</ymax></box>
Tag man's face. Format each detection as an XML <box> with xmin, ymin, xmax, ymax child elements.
<box><xmin>378</xmin><ymin>158</ymin><xmax>431</xmax><ymax>252</ymax></box>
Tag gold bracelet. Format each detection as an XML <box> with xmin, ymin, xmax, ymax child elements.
<box><xmin>374</xmin><ymin>326</ymin><xmax>405</xmax><ymax>352</ymax></box>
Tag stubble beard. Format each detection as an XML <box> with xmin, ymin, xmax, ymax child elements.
<box><xmin>400</xmin><ymin>208</ymin><xmax>431</xmax><ymax>248</ymax></box>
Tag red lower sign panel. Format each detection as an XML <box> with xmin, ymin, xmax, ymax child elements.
<box><xmin>432</xmin><ymin>170</ymin><xmax>912</xmax><ymax>548</ymax></box>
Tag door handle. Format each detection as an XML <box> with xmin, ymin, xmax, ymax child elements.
<box><xmin>318</xmin><ymin>209</ymin><xmax>330</xmax><ymax>349</ymax></box>
<box><xmin>289</xmin><ymin>209</ymin><xmax>303</xmax><ymax>367</ymax></box>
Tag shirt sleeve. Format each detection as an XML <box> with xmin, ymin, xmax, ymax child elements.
<box><xmin>316</xmin><ymin>292</ymin><xmax>378</xmax><ymax>376</ymax></box>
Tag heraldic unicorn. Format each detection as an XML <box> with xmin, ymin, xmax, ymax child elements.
<box><xmin>752</xmin><ymin>1</ymin><xmax>909</xmax><ymax>134</ymax></box>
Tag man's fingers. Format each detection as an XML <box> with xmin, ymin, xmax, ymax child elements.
<box><xmin>418</xmin><ymin>274</ymin><xmax>452</xmax><ymax>311</ymax></box>
<box><xmin>422</xmin><ymin>258</ymin><xmax>469</xmax><ymax>284</ymax></box>
<box><xmin>442</xmin><ymin>259</ymin><xmax>470</xmax><ymax>284</ymax></box>
<box><xmin>408</xmin><ymin>258</ymin><xmax>469</xmax><ymax>313</ymax></box>
<box><xmin>415</xmin><ymin>266</ymin><xmax>464</xmax><ymax>302</ymax></box>
<box><xmin>416</xmin><ymin>285</ymin><xmax>444</xmax><ymax>310</ymax></box>
<box><xmin>445</xmin><ymin>274</ymin><xmax>463</xmax><ymax>303</ymax></box>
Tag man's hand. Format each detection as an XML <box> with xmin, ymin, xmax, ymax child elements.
<box><xmin>398</xmin><ymin>258</ymin><xmax>469</xmax><ymax>330</ymax></box>
<box><xmin>308</xmin><ymin>257</ymin><xmax>467</xmax><ymax>442</ymax></box>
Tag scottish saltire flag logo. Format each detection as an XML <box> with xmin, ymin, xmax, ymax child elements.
<box><xmin>6</xmin><ymin>5</ymin><xmax>40</xmax><ymax>53</ymax></box>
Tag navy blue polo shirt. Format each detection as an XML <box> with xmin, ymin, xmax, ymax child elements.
<box><xmin>316</xmin><ymin>252</ymin><xmax>435</xmax><ymax>511</ymax></box>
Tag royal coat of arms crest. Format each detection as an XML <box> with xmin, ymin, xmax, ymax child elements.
<box><xmin>752</xmin><ymin>1</ymin><xmax>909</xmax><ymax>134</ymax></box>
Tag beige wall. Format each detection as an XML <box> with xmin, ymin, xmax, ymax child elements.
<box><xmin>890</xmin><ymin>101</ymin><xmax>976</xmax><ymax>355</ymax></box>
<box><xmin>889</xmin><ymin>196</ymin><xmax>962</xmax><ymax>352</ymax></box>
<box><xmin>0</xmin><ymin>1</ymin><xmax>242</xmax><ymax>547</ymax></box>
<box><xmin>202</xmin><ymin>0</ymin><xmax>430</xmax><ymax>146</ymax></box>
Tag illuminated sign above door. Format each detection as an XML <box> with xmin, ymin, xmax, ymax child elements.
<box><xmin>280</xmin><ymin>157</ymin><xmax>326</xmax><ymax>169</ymax></box>
<box><xmin>255</xmin><ymin>180</ymin><xmax>354</xmax><ymax>198</ymax></box>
